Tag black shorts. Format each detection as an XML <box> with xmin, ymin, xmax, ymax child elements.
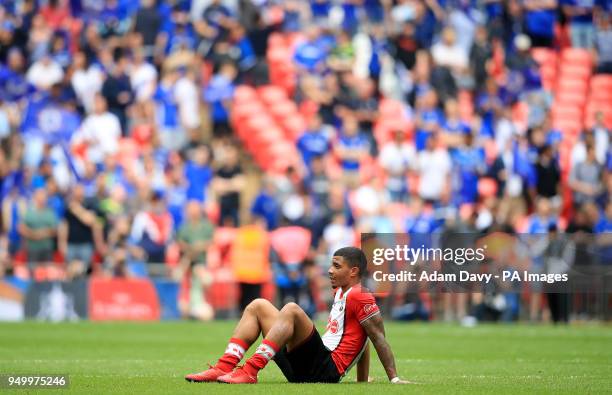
<box><xmin>274</xmin><ymin>327</ymin><xmax>341</xmax><ymax>383</ymax></box>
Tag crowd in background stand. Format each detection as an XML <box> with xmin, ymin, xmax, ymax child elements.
<box><xmin>0</xmin><ymin>0</ymin><xmax>610</xmax><ymax>323</ymax></box>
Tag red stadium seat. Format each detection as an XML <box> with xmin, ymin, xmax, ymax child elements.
<box><xmin>269</xmin><ymin>101</ymin><xmax>299</xmax><ymax>121</ymax></box>
<box><xmin>379</xmin><ymin>99</ymin><xmax>405</xmax><ymax>119</ymax></box>
<box><xmin>589</xmin><ymin>88</ymin><xmax>612</xmax><ymax>103</ymax></box>
<box><xmin>257</xmin><ymin>85</ymin><xmax>287</xmax><ymax>105</ymax></box>
<box><xmin>561</xmin><ymin>48</ymin><xmax>593</xmax><ymax>66</ymax></box>
<box><xmin>555</xmin><ymin>91</ymin><xmax>587</xmax><ymax>107</ymax></box>
<box><xmin>266</xmin><ymin>47</ymin><xmax>290</xmax><ymax>65</ymax></box>
<box><xmin>270</xmin><ymin>227</ymin><xmax>311</xmax><ymax>264</ymax></box>
<box><xmin>244</xmin><ymin>115</ymin><xmax>276</xmax><ymax>138</ymax></box>
<box><xmin>557</xmin><ymin>78</ymin><xmax>588</xmax><ymax>95</ymax></box>
<box><xmin>213</xmin><ymin>228</ymin><xmax>237</xmax><ymax>266</ymax></box>
<box><xmin>205</xmin><ymin>267</ymin><xmax>239</xmax><ymax>310</ymax></box>
<box><xmin>554</xmin><ymin>119</ymin><xmax>583</xmax><ymax>136</ymax></box>
<box><xmin>374</xmin><ymin>118</ymin><xmax>412</xmax><ymax>147</ymax></box>
<box><xmin>551</xmin><ymin>104</ymin><xmax>583</xmax><ymax>120</ymax></box>
<box><xmin>540</xmin><ymin>64</ymin><xmax>557</xmax><ymax>90</ymax></box>
<box><xmin>233</xmin><ymin>85</ymin><xmax>258</xmax><ymax>103</ymax></box>
<box><xmin>280</xmin><ymin>114</ymin><xmax>307</xmax><ymax>140</ymax></box>
<box><xmin>590</xmin><ymin>75</ymin><xmax>612</xmax><ymax>91</ymax></box>
<box><xmin>268</xmin><ymin>157</ymin><xmax>296</xmax><ymax>174</ymax></box>
<box><xmin>531</xmin><ymin>47</ymin><xmax>557</xmax><ymax>67</ymax></box>
<box><xmin>268</xmin><ymin>32</ymin><xmax>286</xmax><ymax>49</ymax></box>
<box><xmin>558</xmin><ymin>64</ymin><xmax>591</xmax><ymax>80</ymax></box>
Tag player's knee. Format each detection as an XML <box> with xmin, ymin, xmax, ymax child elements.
<box><xmin>281</xmin><ymin>302</ymin><xmax>302</xmax><ymax>316</ymax></box>
<box><xmin>246</xmin><ymin>298</ymin><xmax>271</xmax><ymax>313</ymax></box>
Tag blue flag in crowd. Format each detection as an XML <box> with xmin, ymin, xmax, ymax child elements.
<box><xmin>21</xmin><ymin>97</ymin><xmax>80</xmax><ymax>144</ymax></box>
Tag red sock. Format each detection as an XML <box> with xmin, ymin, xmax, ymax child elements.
<box><xmin>216</xmin><ymin>337</ymin><xmax>250</xmax><ymax>372</ymax></box>
<box><xmin>244</xmin><ymin>339</ymin><xmax>280</xmax><ymax>377</ymax></box>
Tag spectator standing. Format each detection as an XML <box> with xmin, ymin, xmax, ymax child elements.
<box><xmin>101</xmin><ymin>54</ymin><xmax>133</xmax><ymax>134</ymax></box>
<box><xmin>130</xmin><ymin>192</ymin><xmax>174</xmax><ymax>264</ymax></box>
<box><xmin>335</xmin><ymin>114</ymin><xmax>369</xmax><ymax>188</ymax></box>
<box><xmin>570</xmin><ymin>144</ymin><xmax>603</xmax><ymax>207</ymax></box>
<box><xmin>213</xmin><ymin>143</ymin><xmax>245</xmax><ymax>227</ymax></box>
<box><xmin>416</xmin><ymin>133</ymin><xmax>452</xmax><ymax>204</ymax></box>
<box><xmin>58</xmin><ymin>184</ymin><xmax>103</xmax><ymax>278</ymax></box>
<box><xmin>18</xmin><ymin>189</ymin><xmax>59</xmax><ymax>271</ymax></box>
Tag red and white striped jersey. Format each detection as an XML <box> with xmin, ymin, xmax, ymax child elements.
<box><xmin>322</xmin><ymin>284</ymin><xmax>380</xmax><ymax>376</ymax></box>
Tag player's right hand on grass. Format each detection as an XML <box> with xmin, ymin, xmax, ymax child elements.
<box><xmin>391</xmin><ymin>377</ymin><xmax>416</xmax><ymax>384</ymax></box>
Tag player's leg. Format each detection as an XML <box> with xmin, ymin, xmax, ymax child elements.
<box><xmin>185</xmin><ymin>298</ymin><xmax>279</xmax><ymax>383</ymax></box>
<box><xmin>218</xmin><ymin>302</ymin><xmax>315</xmax><ymax>383</ymax></box>
<box><xmin>232</xmin><ymin>298</ymin><xmax>280</xmax><ymax>344</ymax></box>
<box><xmin>261</xmin><ymin>302</ymin><xmax>314</xmax><ymax>351</ymax></box>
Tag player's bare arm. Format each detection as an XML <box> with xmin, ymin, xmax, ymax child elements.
<box><xmin>356</xmin><ymin>343</ymin><xmax>370</xmax><ymax>382</ymax></box>
<box><xmin>361</xmin><ymin>313</ymin><xmax>411</xmax><ymax>384</ymax></box>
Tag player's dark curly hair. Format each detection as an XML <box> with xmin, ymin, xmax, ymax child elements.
<box><xmin>333</xmin><ymin>247</ymin><xmax>367</xmax><ymax>278</ymax></box>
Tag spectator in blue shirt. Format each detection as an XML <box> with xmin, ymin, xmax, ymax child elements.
<box><xmin>50</xmin><ymin>32</ymin><xmax>72</xmax><ymax>70</ymax></box>
<box><xmin>204</xmin><ymin>62</ymin><xmax>236</xmax><ymax>138</ymax></box>
<box><xmin>594</xmin><ymin>201</ymin><xmax>612</xmax><ymax>264</ymax></box>
<box><xmin>202</xmin><ymin>0</ymin><xmax>235</xmax><ymax>40</ymax></box>
<box><xmin>476</xmin><ymin>78</ymin><xmax>505</xmax><ymax>139</ymax></box>
<box><xmin>251</xmin><ymin>177</ymin><xmax>280</xmax><ymax>231</ymax></box>
<box><xmin>335</xmin><ymin>114</ymin><xmax>369</xmax><ymax>187</ymax></box>
<box><xmin>0</xmin><ymin>49</ymin><xmax>33</xmax><ymax>103</ymax></box>
<box><xmin>293</xmin><ymin>26</ymin><xmax>327</xmax><ymax>74</ymax></box>
<box><xmin>562</xmin><ymin>0</ymin><xmax>596</xmax><ymax>48</ymax></box>
<box><xmin>529</xmin><ymin>197</ymin><xmax>556</xmax><ymax>233</ymax></box>
<box><xmin>414</xmin><ymin>90</ymin><xmax>444</xmax><ymax>151</ymax></box>
<box><xmin>594</xmin><ymin>12</ymin><xmax>612</xmax><ymax>73</ymax></box>
<box><xmin>185</xmin><ymin>145</ymin><xmax>214</xmax><ymax>203</ymax></box>
<box><xmin>451</xmin><ymin>133</ymin><xmax>487</xmax><ymax>204</ymax></box>
<box><xmin>310</xmin><ymin>0</ymin><xmax>332</xmax><ymax>23</ymax></box>
<box><xmin>229</xmin><ymin>25</ymin><xmax>256</xmax><ymax>75</ymax></box>
<box><xmin>155</xmin><ymin>68</ymin><xmax>185</xmax><ymax>151</ymax></box>
<box><xmin>159</xmin><ymin>5</ymin><xmax>197</xmax><ymax>56</ymax></box>
<box><xmin>522</xmin><ymin>0</ymin><xmax>558</xmax><ymax>48</ymax></box>
<box><xmin>405</xmin><ymin>198</ymin><xmax>443</xmax><ymax>251</ymax></box>
<box><xmin>166</xmin><ymin>164</ymin><xmax>189</xmax><ymax>230</ymax></box>
<box><xmin>297</xmin><ymin>114</ymin><xmax>330</xmax><ymax>173</ymax></box>
<box><xmin>441</xmin><ymin>98</ymin><xmax>471</xmax><ymax>149</ymax></box>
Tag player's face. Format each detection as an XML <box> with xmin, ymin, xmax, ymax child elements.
<box><xmin>328</xmin><ymin>256</ymin><xmax>352</xmax><ymax>289</ymax></box>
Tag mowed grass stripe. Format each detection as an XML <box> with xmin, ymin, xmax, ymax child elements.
<box><xmin>0</xmin><ymin>321</ymin><xmax>610</xmax><ymax>394</ymax></box>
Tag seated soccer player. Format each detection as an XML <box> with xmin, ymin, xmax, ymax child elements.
<box><xmin>185</xmin><ymin>246</ymin><xmax>410</xmax><ymax>384</ymax></box>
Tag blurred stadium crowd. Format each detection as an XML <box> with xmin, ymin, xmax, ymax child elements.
<box><xmin>0</xmin><ymin>0</ymin><xmax>610</xmax><ymax>322</ymax></box>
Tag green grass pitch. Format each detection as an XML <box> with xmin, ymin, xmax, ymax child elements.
<box><xmin>0</xmin><ymin>321</ymin><xmax>611</xmax><ymax>394</ymax></box>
